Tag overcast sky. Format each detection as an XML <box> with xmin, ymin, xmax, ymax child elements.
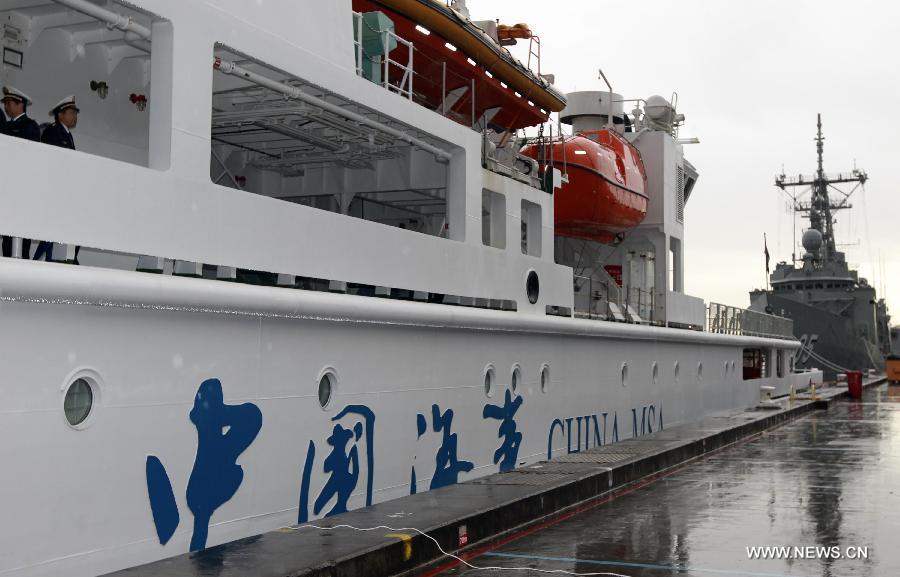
<box><xmin>475</xmin><ymin>0</ymin><xmax>899</xmax><ymax>314</ymax></box>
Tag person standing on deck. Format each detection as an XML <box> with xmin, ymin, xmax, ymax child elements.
<box><xmin>1</xmin><ymin>86</ymin><xmax>39</xmax><ymax>259</ymax></box>
<box><xmin>34</xmin><ymin>96</ymin><xmax>81</xmax><ymax>262</ymax></box>
<box><xmin>1</xmin><ymin>87</ymin><xmax>39</xmax><ymax>141</ymax></box>
<box><xmin>41</xmin><ymin>96</ymin><xmax>78</xmax><ymax>149</ymax></box>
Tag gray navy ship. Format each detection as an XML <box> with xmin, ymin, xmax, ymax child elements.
<box><xmin>750</xmin><ymin>115</ymin><xmax>891</xmax><ymax>378</ymax></box>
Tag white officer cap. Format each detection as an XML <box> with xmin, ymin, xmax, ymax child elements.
<box><xmin>1</xmin><ymin>86</ymin><xmax>32</xmax><ymax>105</ymax></box>
<box><xmin>50</xmin><ymin>95</ymin><xmax>80</xmax><ymax>116</ymax></box>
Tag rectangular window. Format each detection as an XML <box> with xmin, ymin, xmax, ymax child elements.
<box><xmin>776</xmin><ymin>349</ymin><xmax>784</xmax><ymax>378</ymax></box>
<box><xmin>0</xmin><ymin>3</ymin><xmax>169</xmax><ymax>168</ymax></box>
<box><xmin>482</xmin><ymin>189</ymin><xmax>506</xmax><ymax>248</ymax></box>
<box><xmin>743</xmin><ymin>349</ymin><xmax>760</xmax><ymax>380</ymax></box>
<box><xmin>210</xmin><ymin>44</ymin><xmax>455</xmax><ymax>239</ymax></box>
<box><xmin>743</xmin><ymin>348</ymin><xmax>771</xmax><ymax>380</ymax></box>
<box><xmin>520</xmin><ymin>199</ymin><xmax>541</xmax><ymax>256</ymax></box>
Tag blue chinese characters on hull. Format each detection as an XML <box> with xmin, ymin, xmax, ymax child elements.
<box><xmin>146</xmin><ymin>378</ymin><xmax>263</xmax><ymax>551</ymax></box>
<box><xmin>299</xmin><ymin>405</ymin><xmax>376</xmax><ymax>523</ymax></box>
<box><xmin>483</xmin><ymin>390</ymin><xmax>524</xmax><ymax>473</ymax></box>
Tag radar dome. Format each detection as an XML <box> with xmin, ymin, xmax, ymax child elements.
<box><xmin>644</xmin><ymin>95</ymin><xmax>672</xmax><ymax>120</ymax></box>
<box><xmin>802</xmin><ymin>229</ymin><xmax>823</xmax><ymax>253</ymax></box>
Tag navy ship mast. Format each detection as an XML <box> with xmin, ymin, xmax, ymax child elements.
<box><xmin>775</xmin><ymin>113</ymin><xmax>867</xmax><ymax>265</ymax></box>
<box><xmin>753</xmin><ymin>115</ymin><xmax>889</xmax><ymax>377</ymax></box>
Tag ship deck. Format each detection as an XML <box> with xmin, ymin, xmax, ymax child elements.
<box><xmin>107</xmin><ymin>375</ymin><xmax>894</xmax><ymax>577</ymax></box>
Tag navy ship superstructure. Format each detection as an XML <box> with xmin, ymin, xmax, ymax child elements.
<box><xmin>750</xmin><ymin>115</ymin><xmax>890</xmax><ymax>377</ymax></box>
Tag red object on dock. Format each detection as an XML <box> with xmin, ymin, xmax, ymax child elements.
<box><xmin>847</xmin><ymin>371</ymin><xmax>863</xmax><ymax>399</ymax></box>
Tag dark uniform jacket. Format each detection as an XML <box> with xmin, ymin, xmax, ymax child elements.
<box><xmin>5</xmin><ymin>114</ymin><xmax>40</xmax><ymax>141</ymax></box>
<box><xmin>0</xmin><ymin>113</ymin><xmax>6</xmax><ymax>135</ymax></box>
<box><xmin>41</xmin><ymin>122</ymin><xmax>75</xmax><ymax>149</ymax></box>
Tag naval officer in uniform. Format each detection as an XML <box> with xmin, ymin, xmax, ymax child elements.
<box><xmin>1</xmin><ymin>86</ymin><xmax>40</xmax><ymax>141</ymax></box>
<box><xmin>33</xmin><ymin>96</ymin><xmax>82</xmax><ymax>263</ymax></box>
<box><xmin>41</xmin><ymin>96</ymin><xmax>78</xmax><ymax>149</ymax></box>
<box><xmin>1</xmin><ymin>86</ymin><xmax>39</xmax><ymax>258</ymax></box>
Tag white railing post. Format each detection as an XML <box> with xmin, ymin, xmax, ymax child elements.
<box><xmin>407</xmin><ymin>37</ymin><xmax>413</xmax><ymax>100</ymax></box>
<box><xmin>355</xmin><ymin>12</ymin><xmax>363</xmax><ymax>76</ymax></box>
<box><xmin>382</xmin><ymin>29</ymin><xmax>390</xmax><ymax>91</ymax></box>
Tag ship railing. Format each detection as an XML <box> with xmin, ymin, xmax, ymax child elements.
<box><xmin>351</xmin><ymin>11</ymin><xmax>542</xmax><ymax>187</ymax></box>
<box><xmin>572</xmin><ymin>275</ymin><xmax>654</xmax><ymax>324</ymax></box>
<box><xmin>573</xmin><ymin>275</ymin><xmax>615</xmax><ymax>320</ymax></box>
<box><xmin>382</xmin><ymin>30</ymin><xmax>414</xmax><ymax>100</ymax></box>
<box><xmin>353</xmin><ymin>10</ymin><xmax>480</xmax><ymax>128</ymax></box>
<box><xmin>352</xmin><ymin>11</ymin><xmax>413</xmax><ymax>101</ymax></box>
<box><xmin>706</xmin><ymin>302</ymin><xmax>794</xmax><ymax>340</ymax></box>
<box><xmin>354</xmin><ymin>11</ymin><xmax>363</xmax><ymax>77</ymax></box>
<box><xmin>626</xmin><ymin>286</ymin><xmax>654</xmax><ymax>322</ymax></box>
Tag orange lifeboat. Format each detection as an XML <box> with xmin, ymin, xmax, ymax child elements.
<box><xmin>520</xmin><ymin>129</ymin><xmax>648</xmax><ymax>244</ymax></box>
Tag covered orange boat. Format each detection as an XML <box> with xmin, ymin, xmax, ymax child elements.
<box><xmin>520</xmin><ymin>129</ymin><xmax>648</xmax><ymax>244</ymax></box>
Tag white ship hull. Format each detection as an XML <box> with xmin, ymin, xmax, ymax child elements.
<box><xmin>0</xmin><ymin>261</ymin><xmax>813</xmax><ymax>577</ymax></box>
<box><xmin>0</xmin><ymin>1</ymin><xmax>820</xmax><ymax>575</ymax></box>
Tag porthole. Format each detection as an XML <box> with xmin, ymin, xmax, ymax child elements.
<box><xmin>540</xmin><ymin>364</ymin><xmax>550</xmax><ymax>393</ymax></box>
<box><xmin>697</xmin><ymin>362</ymin><xmax>704</xmax><ymax>381</ymax></box>
<box><xmin>64</xmin><ymin>378</ymin><xmax>93</xmax><ymax>427</ymax></box>
<box><xmin>511</xmin><ymin>365</ymin><xmax>521</xmax><ymax>394</ymax></box>
<box><xmin>484</xmin><ymin>365</ymin><xmax>496</xmax><ymax>398</ymax></box>
<box><xmin>621</xmin><ymin>362</ymin><xmax>629</xmax><ymax>387</ymax></box>
<box><xmin>674</xmin><ymin>361</ymin><xmax>680</xmax><ymax>384</ymax></box>
<box><xmin>526</xmin><ymin>270</ymin><xmax>540</xmax><ymax>304</ymax></box>
<box><xmin>652</xmin><ymin>362</ymin><xmax>659</xmax><ymax>385</ymax></box>
<box><xmin>318</xmin><ymin>370</ymin><xmax>336</xmax><ymax>409</ymax></box>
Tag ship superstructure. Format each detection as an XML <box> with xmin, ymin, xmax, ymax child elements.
<box><xmin>750</xmin><ymin>115</ymin><xmax>890</xmax><ymax>376</ymax></box>
<box><xmin>0</xmin><ymin>1</ymin><xmax>818</xmax><ymax>576</ymax></box>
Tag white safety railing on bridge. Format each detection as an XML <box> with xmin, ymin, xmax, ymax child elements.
<box><xmin>706</xmin><ymin>302</ymin><xmax>794</xmax><ymax>340</ymax></box>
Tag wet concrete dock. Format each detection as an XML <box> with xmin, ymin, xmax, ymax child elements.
<box><xmin>438</xmin><ymin>383</ymin><xmax>900</xmax><ymax>577</ymax></box>
<box><xmin>109</xmin><ymin>379</ymin><xmax>892</xmax><ymax>577</ymax></box>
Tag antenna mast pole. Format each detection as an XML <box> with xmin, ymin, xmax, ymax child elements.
<box><xmin>774</xmin><ymin>114</ymin><xmax>867</xmax><ymax>264</ymax></box>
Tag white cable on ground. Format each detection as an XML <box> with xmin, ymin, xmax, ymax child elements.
<box><xmin>285</xmin><ymin>523</ymin><xmax>634</xmax><ymax>577</ymax></box>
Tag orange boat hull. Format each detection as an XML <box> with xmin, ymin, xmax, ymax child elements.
<box><xmin>521</xmin><ymin>130</ymin><xmax>648</xmax><ymax>243</ymax></box>
<box><xmin>353</xmin><ymin>0</ymin><xmax>557</xmax><ymax>130</ymax></box>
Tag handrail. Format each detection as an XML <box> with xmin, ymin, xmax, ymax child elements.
<box><xmin>706</xmin><ymin>302</ymin><xmax>794</xmax><ymax>340</ymax></box>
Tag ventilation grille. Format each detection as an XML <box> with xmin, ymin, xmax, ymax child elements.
<box><xmin>676</xmin><ymin>165</ymin><xmax>685</xmax><ymax>223</ymax></box>
<box><xmin>3</xmin><ymin>24</ymin><xmax>23</xmax><ymax>44</ymax></box>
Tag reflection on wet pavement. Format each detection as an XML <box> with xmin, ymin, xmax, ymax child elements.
<box><xmin>438</xmin><ymin>384</ymin><xmax>900</xmax><ymax>577</ymax></box>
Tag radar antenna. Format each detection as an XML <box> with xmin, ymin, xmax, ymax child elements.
<box><xmin>775</xmin><ymin>114</ymin><xmax>867</xmax><ymax>264</ymax></box>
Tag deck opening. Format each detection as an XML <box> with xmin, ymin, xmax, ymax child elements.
<box><xmin>210</xmin><ymin>43</ymin><xmax>458</xmax><ymax>240</ymax></box>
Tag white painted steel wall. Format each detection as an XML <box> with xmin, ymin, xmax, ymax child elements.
<box><xmin>0</xmin><ymin>261</ymin><xmax>804</xmax><ymax>577</ymax></box>
<box><xmin>0</xmin><ymin>21</ymin><xmax>151</xmax><ymax>164</ymax></box>
<box><xmin>667</xmin><ymin>290</ymin><xmax>706</xmax><ymax>326</ymax></box>
<box><xmin>0</xmin><ymin>0</ymin><xmax>572</xmax><ymax>311</ymax></box>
